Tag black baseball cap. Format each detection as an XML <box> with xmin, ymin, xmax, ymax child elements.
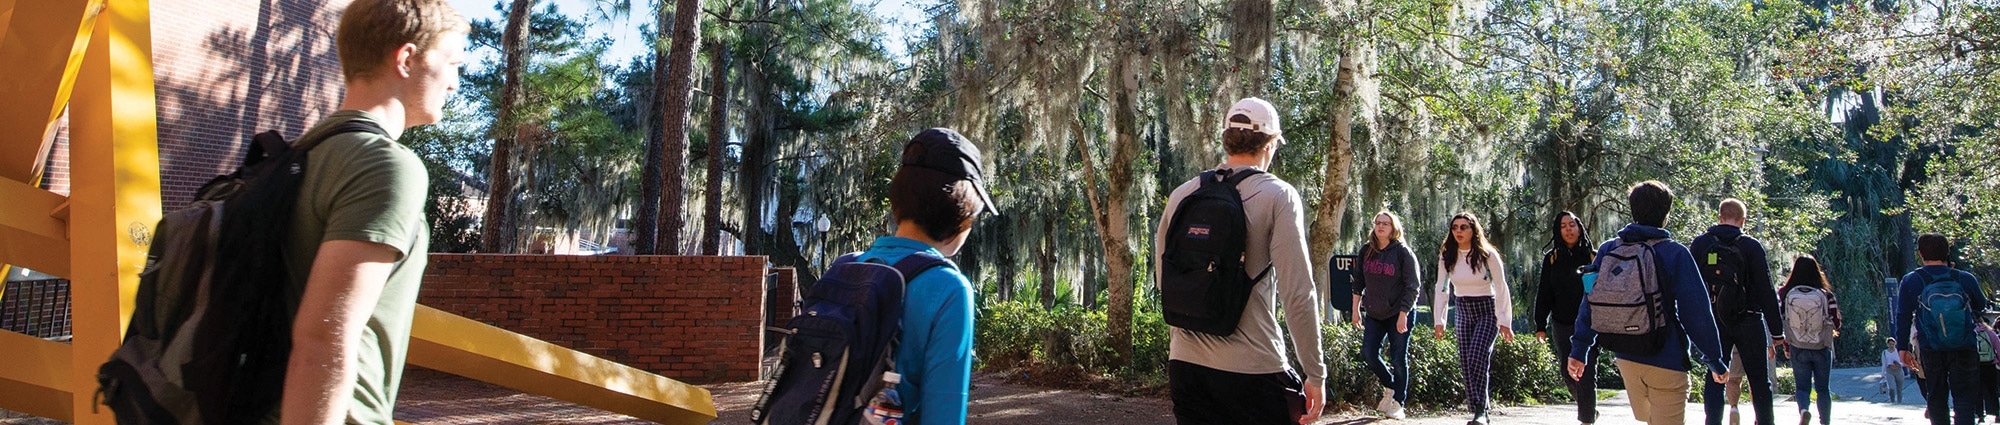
<box><xmin>901</xmin><ymin>128</ymin><xmax>1001</xmax><ymax>216</ymax></box>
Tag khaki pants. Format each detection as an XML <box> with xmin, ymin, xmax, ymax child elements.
<box><xmin>1618</xmin><ymin>359</ymin><xmax>1691</xmax><ymax>425</ymax></box>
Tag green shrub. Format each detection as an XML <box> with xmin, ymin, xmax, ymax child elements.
<box><xmin>1319</xmin><ymin>321</ymin><xmax>1565</xmax><ymax>412</ymax></box>
<box><xmin>974</xmin><ymin>298</ymin><xmax>1172</xmax><ymax>386</ymax></box>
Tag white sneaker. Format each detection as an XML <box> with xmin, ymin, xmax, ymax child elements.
<box><xmin>1386</xmin><ymin>405</ymin><xmax>1406</xmax><ymax>420</ymax></box>
<box><xmin>1377</xmin><ymin>389</ymin><xmax>1399</xmax><ymax>413</ymax></box>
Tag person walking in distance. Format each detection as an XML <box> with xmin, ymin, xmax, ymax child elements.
<box><xmin>1535</xmin><ymin>211</ymin><xmax>1599</xmax><ymax>425</ymax></box>
<box><xmin>1568</xmin><ymin>181</ymin><xmax>1729</xmax><ymax>425</ymax></box>
<box><xmin>1897</xmin><ymin>233</ymin><xmax>1989</xmax><ymax>425</ymax></box>
<box><xmin>1352</xmin><ymin>211</ymin><xmax>1422</xmax><ymax>420</ymax></box>
<box><xmin>1691</xmin><ymin>199</ymin><xmax>1784</xmax><ymax>425</ymax></box>
<box><xmin>1432</xmin><ymin>212</ymin><xmax>1515</xmax><ymax>425</ymax></box>
<box><xmin>1154</xmin><ymin>98</ymin><xmax>1326</xmax><ymax>425</ymax></box>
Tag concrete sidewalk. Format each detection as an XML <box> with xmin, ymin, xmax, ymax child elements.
<box><xmin>0</xmin><ymin>366</ymin><xmax>1948</xmax><ymax>424</ymax></box>
<box><xmin>1366</xmin><ymin>366</ymin><xmax>1927</xmax><ymax>425</ymax></box>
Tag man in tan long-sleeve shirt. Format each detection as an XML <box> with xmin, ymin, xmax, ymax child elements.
<box><xmin>1153</xmin><ymin>98</ymin><xmax>1326</xmax><ymax>425</ymax></box>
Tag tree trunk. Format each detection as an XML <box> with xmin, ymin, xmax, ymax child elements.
<box><xmin>1307</xmin><ymin>41</ymin><xmax>1371</xmax><ymax>316</ymax></box>
<box><xmin>774</xmin><ymin>175</ymin><xmax>817</xmax><ymax>283</ymax></box>
<box><xmin>997</xmin><ymin>219</ymin><xmax>1017</xmax><ymax>302</ymax></box>
<box><xmin>701</xmin><ymin>41</ymin><xmax>731</xmax><ymax>255</ymax></box>
<box><xmin>1226</xmin><ymin>0</ymin><xmax>1274</xmax><ymax>99</ymax></box>
<box><xmin>481</xmin><ymin>0</ymin><xmax>535</xmax><ymax>253</ymax></box>
<box><xmin>654</xmin><ymin>0</ymin><xmax>702</xmax><ymax>255</ymax></box>
<box><xmin>739</xmin><ymin>0</ymin><xmax>775</xmax><ymax>257</ymax></box>
<box><xmin>1098</xmin><ymin>35</ymin><xmax>1144</xmax><ymax>369</ymax></box>
<box><xmin>635</xmin><ymin>58</ymin><xmax>663</xmax><ymax>254</ymax></box>
<box><xmin>1038</xmin><ymin>219</ymin><xmax>1058</xmax><ymax>309</ymax></box>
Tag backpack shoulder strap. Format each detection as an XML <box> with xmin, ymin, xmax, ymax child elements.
<box><xmin>888</xmin><ymin>252</ymin><xmax>954</xmax><ymax>284</ymax></box>
<box><xmin>297</xmin><ymin>120</ymin><xmax>391</xmax><ymax>151</ymax></box>
<box><xmin>1219</xmin><ymin>168</ymin><xmax>1265</xmax><ymax>187</ymax></box>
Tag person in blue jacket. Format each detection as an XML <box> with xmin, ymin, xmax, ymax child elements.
<box><xmin>856</xmin><ymin>128</ymin><xmax>998</xmax><ymax>425</ymax></box>
<box><xmin>1567</xmin><ymin>180</ymin><xmax>1728</xmax><ymax>425</ymax></box>
<box><xmin>1895</xmin><ymin>233</ymin><xmax>1988</xmax><ymax>425</ymax></box>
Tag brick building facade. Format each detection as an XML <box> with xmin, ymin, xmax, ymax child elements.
<box><xmin>420</xmin><ymin>254</ymin><xmax>771</xmax><ymax>383</ymax></box>
<box><xmin>42</xmin><ymin>0</ymin><xmax>352</xmax><ymax>210</ymax></box>
<box><xmin>21</xmin><ymin>0</ymin><xmax>782</xmax><ymax>384</ymax></box>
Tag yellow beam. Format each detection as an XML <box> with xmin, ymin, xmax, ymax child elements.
<box><xmin>0</xmin><ymin>0</ymin><xmax>16</xmax><ymax>36</ymax></box>
<box><xmin>0</xmin><ymin>0</ymin><xmax>105</xmax><ymax>183</ymax></box>
<box><xmin>408</xmin><ymin>305</ymin><xmax>718</xmax><ymax>424</ymax></box>
<box><xmin>65</xmin><ymin>0</ymin><xmax>161</xmax><ymax>422</ymax></box>
<box><xmin>0</xmin><ymin>330</ymin><xmax>73</xmax><ymax>422</ymax></box>
<box><xmin>0</xmin><ymin>177</ymin><xmax>72</xmax><ymax>276</ymax></box>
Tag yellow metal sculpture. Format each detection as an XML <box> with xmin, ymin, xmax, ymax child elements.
<box><xmin>0</xmin><ymin>1</ymin><xmax>716</xmax><ymax>423</ymax></box>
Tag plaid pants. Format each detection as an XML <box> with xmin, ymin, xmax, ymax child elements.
<box><xmin>1456</xmin><ymin>296</ymin><xmax>1498</xmax><ymax>414</ymax></box>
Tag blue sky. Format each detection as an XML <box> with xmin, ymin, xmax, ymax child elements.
<box><xmin>444</xmin><ymin>0</ymin><xmax>927</xmax><ymax>69</ymax></box>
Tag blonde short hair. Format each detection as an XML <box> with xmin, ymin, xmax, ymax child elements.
<box><xmin>1719</xmin><ymin>198</ymin><xmax>1746</xmax><ymax>222</ymax></box>
<box><xmin>337</xmin><ymin>0</ymin><xmax>470</xmax><ymax>81</ymax></box>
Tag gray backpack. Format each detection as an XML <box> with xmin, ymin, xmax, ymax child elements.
<box><xmin>1783</xmin><ymin>286</ymin><xmax>1832</xmax><ymax>350</ymax></box>
<box><xmin>1587</xmin><ymin>238</ymin><xmax>1670</xmax><ymax>356</ymax></box>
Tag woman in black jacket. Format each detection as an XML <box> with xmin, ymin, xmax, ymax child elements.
<box><xmin>1350</xmin><ymin>211</ymin><xmax>1421</xmax><ymax>419</ymax></box>
<box><xmin>1534</xmin><ymin>210</ymin><xmax>1598</xmax><ymax>425</ymax></box>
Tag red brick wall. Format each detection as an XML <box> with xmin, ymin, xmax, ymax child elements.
<box><xmin>40</xmin><ymin>113</ymin><xmax>70</xmax><ymax>196</ymax></box>
<box><xmin>33</xmin><ymin>1</ymin><xmax>352</xmax><ymax>208</ymax></box>
<box><xmin>765</xmin><ymin>268</ymin><xmax>798</xmax><ymax>349</ymax></box>
<box><xmin>149</xmin><ymin>0</ymin><xmax>353</xmax><ymax>211</ymax></box>
<box><xmin>419</xmin><ymin>254</ymin><xmax>769</xmax><ymax>384</ymax></box>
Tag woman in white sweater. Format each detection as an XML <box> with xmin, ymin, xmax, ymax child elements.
<box><xmin>1431</xmin><ymin>212</ymin><xmax>1515</xmax><ymax>425</ymax></box>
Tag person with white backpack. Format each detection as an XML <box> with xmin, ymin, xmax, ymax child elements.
<box><xmin>1778</xmin><ymin>255</ymin><xmax>1843</xmax><ymax>425</ymax></box>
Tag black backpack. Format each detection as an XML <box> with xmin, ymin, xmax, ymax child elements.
<box><xmin>1698</xmin><ymin>234</ymin><xmax>1750</xmax><ymax>323</ymax></box>
<box><xmin>1159</xmin><ymin>169</ymin><xmax>1272</xmax><ymax>337</ymax></box>
<box><xmin>751</xmin><ymin>252</ymin><xmax>949</xmax><ymax>425</ymax></box>
<box><xmin>95</xmin><ymin>121</ymin><xmax>389</xmax><ymax>424</ymax></box>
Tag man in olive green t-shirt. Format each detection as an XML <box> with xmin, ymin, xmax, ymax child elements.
<box><xmin>276</xmin><ymin>1</ymin><xmax>467</xmax><ymax>424</ymax></box>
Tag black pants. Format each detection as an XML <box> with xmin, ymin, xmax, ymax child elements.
<box><xmin>1551</xmin><ymin>322</ymin><xmax>1599</xmax><ymax>423</ymax></box>
<box><xmin>1984</xmin><ymin>364</ymin><xmax>1999</xmax><ymax>420</ymax></box>
<box><xmin>1704</xmin><ymin>317</ymin><xmax>1775</xmax><ymax>425</ymax></box>
<box><xmin>1923</xmin><ymin>349</ymin><xmax>1985</xmax><ymax>425</ymax></box>
<box><xmin>1169</xmin><ymin>360</ymin><xmax>1304</xmax><ymax>425</ymax></box>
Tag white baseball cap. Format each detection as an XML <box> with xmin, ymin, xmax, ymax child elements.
<box><xmin>1225</xmin><ymin>97</ymin><xmax>1283</xmax><ymax>137</ymax></box>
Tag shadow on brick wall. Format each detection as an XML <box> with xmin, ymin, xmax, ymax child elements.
<box><xmin>154</xmin><ymin>0</ymin><xmax>346</xmax><ymax>210</ymax></box>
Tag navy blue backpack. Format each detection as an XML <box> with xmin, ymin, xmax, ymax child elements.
<box><xmin>750</xmin><ymin>252</ymin><xmax>949</xmax><ymax>425</ymax></box>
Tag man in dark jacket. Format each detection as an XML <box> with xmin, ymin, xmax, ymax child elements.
<box><xmin>1690</xmin><ymin>199</ymin><xmax>1784</xmax><ymax>425</ymax></box>
<box><xmin>1897</xmin><ymin>233</ymin><xmax>1989</xmax><ymax>425</ymax></box>
<box><xmin>1536</xmin><ymin>211</ymin><xmax>1597</xmax><ymax>425</ymax></box>
<box><xmin>1570</xmin><ymin>181</ymin><xmax>1728</xmax><ymax>425</ymax></box>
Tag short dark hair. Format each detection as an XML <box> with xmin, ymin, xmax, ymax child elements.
<box><xmin>1627</xmin><ymin>180</ymin><xmax>1674</xmax><ymax>228</ymax></box>
<box><xmin>1223</xmin><ymin>114</ymin><xmax>1276</xmax><ymax>155</ymax></box>
<box><xmin>1919</xmin><ymin>233</ymin><xmax>1952</xmax><ymax>262</ymax></box>
<box><xmin>889</xmin><ymin>167</ymin><xmax>981</xmax><ymax>242</ymax></box>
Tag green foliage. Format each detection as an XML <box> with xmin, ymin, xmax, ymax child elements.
<box><xmin>402</xmin><ymin>95</ymin><xmax>491</xmax><ymax>253</ymax></box>
<box><xmin>1318</xmin><ymin>322</ymin><xmax>1568</xmax><ymax>411</ymax></box>
<box><xmin>974</xmin><ymin>300</ymin><xmax>1118</xmax><ymax>374</ymax></box>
